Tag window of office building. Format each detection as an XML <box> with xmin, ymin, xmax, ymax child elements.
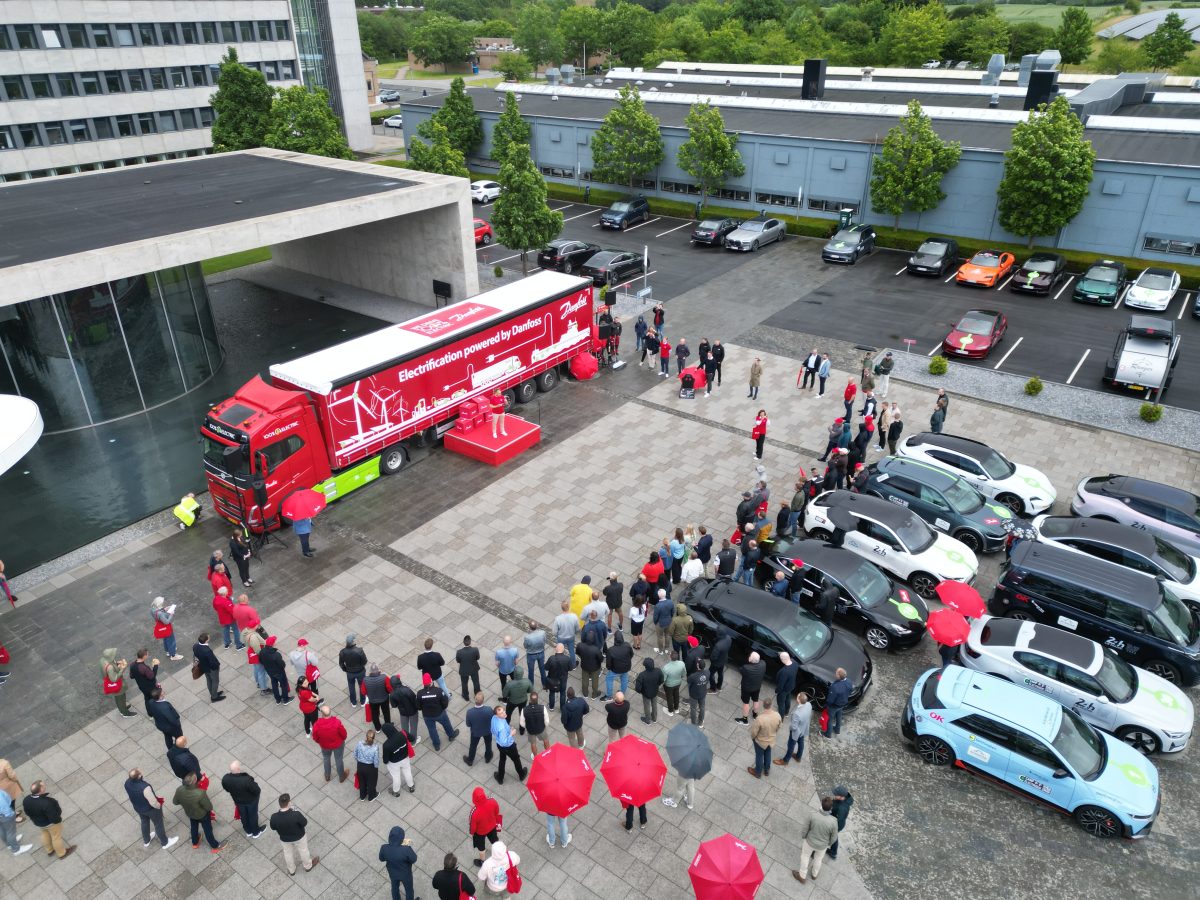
<box><xmin>202</xmin><ymin>22</ymin><xmax>218</xmax><ymax>43</ymax></box>
<box><xmin>91</xmin><ymin>25</ymin><xmax>112</xmax><ymax>47</ymax></box>
<box><xmin>94</xmin><ymin>118</ymin><xmax>114</xmax><ymax>139</ymax></box>
<box><xmin>29</xmin><ymin>74</ymin><xmax>52</xmax><ymax>98</ymax></box>
<box><xmin>138</xmin><ymin>24</ymin><xmax>158</xmax><ymax>46</ymax></box>
<box><xmin>15</xmin><ymin>25</ymin><xmax>39</xmax><ymax>49</ymax></box>
<box><xmin>2</xmin><ymin>76</ymin><xmax>27</xmax><ymax>101</ymax></box>
<box><xmin>169</xmin><ymin>67</ymin><xmax>186</xmax><ymax>88</ymax></box>
<box><xmin>257</xmin><ymin>21</ymin><xmax>273</xmax><ymax>41</ymax></box>
<box><xmin>18</xmin><ymin>124</ymin><xmax>41</xmax><ymax>147</ymax></box>
<box><xmin>115</xmin><ymin>25</ymin><xmax>136</xmax><ymax>47</ymax></box>
<box><xmin>189</xmin><ymin>65</ymin><xmax>208</xmax><ymax>86</ymax></box>
<box><xmin>41</xmin><ymin>26</ymin><xmax>64</xmax><ymax>49</ymax></box>
<box><xmin>69</xmin><ymin>120</ymin><xmax>91</xmax><ymax>142</ymax></box>
<box><xmin>137</xmin><ymin>113</ymin><xmax>156</xmax><ymax>134</ymax></box>
<box><xmin>238</xmin><ymin>21</ymin><xmax>256</xmax><ymax>41</ymax></box>
<box><xmin>221</xmin><ymin>22</ymin><xmax>237</xmax><ymax>42</ymax></box>
<box><xmin>199</xmin><ymin>107</ymin><xmax>215</xmax><ymax>127</ymax></box>
<box><xmin>128</xmin><ymin>71</ymin><xmax>146</xmax><ymax>91</ymax></box>
<box><xmin>275</xmin><ymin>20</ymin><xmax>291</xmax><ymax>40</ymax></box>
<box><xmin>56</xmin><ymin>74</ymin><xmax>78</xmax><ymax>96</ymax></box>
<box><xmin>45</xmin><ymin>123</ymin><xmax>67</xmax><ymax>145</ymax></box>
<box><xmin>715</xmin><ymin>187</ymin><xmax>750</xmax><ymax>202</ymax></box>
<box><xmin>180</xmin><ymin>109</ymin><xmax>197</xmax><ymax>129</ymax></box>
<box><xmin>661</xmin><ymin>180</ymin><xmax>701</xmax><ymax>196</ymax></box>
<box><xmin>65</xmin><ymin>24</ymin><xmax>89</xmax><ymax>48</ymax></box>
<box><xmin>116</xmin><ymin>115</ymin><xmax>135</xmax><ymax>137</ymax></box>
<box><xmin>150</xmin><ymin>69</ymin><xmax>166</xmax><ymax>90</ymax></box>
<box><xmin>80</xmin><ymin>72</ymin><xmax>102</xmax><ymax>95</ymax></box>
<box><xmin>157</xmin><ymin>111</ymin><xmax>177</xmax><ymax>132</ymax></box>
<box><xmin>0</xmin><ymin>128</ymin><xmax>12</xmax><ymax>150</ymax></box>
<box><xmin>182</xmin><ymin>22</ymin><xmax>199</xmax><ymax>44</ymax></box>
<box><xmin>756</xmin><ymin>192</ymin><xmax>798</xmax><ymax>207</ymax></box>
<box><xmin>105</xmin><ymin>71</ymin><xmax>124</xmax><ymax>92</ymax></box>
<box><xmin>807</xmin><ymin>198</ymin><xmax>858</xmax><ymax>214</ymax></box>
<box><xmin>0</xmin><ymin>28</ymin><xmax>10</xmax><ymax>51</ymax></box>
<box><xmin>281</xmin><ymin>60</ymin><xmax>296</xmax><ymax>80</ymax></box>
<box><xmin>160</xmin><ymin>24</ymin><xmax>179</xmax><ymax>45</ymax></box>
<box><xmin>263</xmin><ymin>61</ymin><xmax>279</xmax><ymax>81</ymax></box>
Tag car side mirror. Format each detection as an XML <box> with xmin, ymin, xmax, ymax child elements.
<box><xmin>1133</xmin><ymin>624</ymin><xmax>1145</xmax><ymax>633</ymax></box>
<box><xmin>1052</xmin><ymin>769</ymin><xmax>1070</xmax><ymax>779</ymax></box>
<box><xmin>1097</xmin><ymin>695</ymin><xmax>1110</xmax><ymax>704</ymax></box>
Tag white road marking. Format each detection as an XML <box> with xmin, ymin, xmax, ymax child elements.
<box><xmin>997</xmin><ymin>274</ymin><xmax>1015</xmax><ymax>291</ymax></box>
<box><xmin>894</xmin><ymin>266</ymin><xmax>908</xmax><ymax>276</ymax></box>
<box><xmin>562</xmin><ymin>210</ymin><xmax>595</xmax><ymax>223</ymax></box>
<box><xmin>1066</xmin><ymin>349</ymin><xmax>1090</xmax><ymax>384</ymax></box>
<box><xmin>550</xmin><ymin>204</ymin><xmax>574</xmax><ymax>212</ymax></box>
<box><xmin>1114</xmin><ymin>285</ymin><xmax>1129</xmax><ymax>309</ymax></box>
<box><xmin>927</xmin><ymin>343</ymin><xmax>942</xmax><ymax>357</ymax></box>
<box><xmin>613</xmin><ymin>270</ymin><xmax>657</xmax><ymax>291</ymax></box>
<box><xmin>992</xmin><ymin>336</ymin><xmax>1023</xmax><ymax>370</ymax></box>
<box><xmin>944</xmin><ymin>271</ymin><xmax>957</xmax><ymax>284</ymax></box>
<box><xmin>655</xmin><ymin>221</ymin><xmax>692</xmax><ymax>238</ymax></box>
<box><xmin>624</xmin><ymin>217</ymin><xmax>663</xmax><ymax>232</ymax></box>
<box><xmin>1053</xmin><ymin>276</ymin><xmax>1074</xmax><ymax>300</ymax></box>
<box><xmin>1177</xmin><ymin>291</ymin><xmax>1191</xmax><ymax>320</ymax></box>
<box><xmin>490</xmin><ymin>252</ymin><xmax>523</xmax><ymax>264</ymax></box>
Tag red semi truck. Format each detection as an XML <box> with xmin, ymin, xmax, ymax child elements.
<box><xmin>201</xmin><ymin>271</ymin><xmax>595</xmax><ymax>531</ymax></box>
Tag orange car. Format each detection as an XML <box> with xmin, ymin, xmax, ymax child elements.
<box><xmin>955</xmin><ymin>250</ymin><xmax>1015</xmax><ymax>287</ymax></box>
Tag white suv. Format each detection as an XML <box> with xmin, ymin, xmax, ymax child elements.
<box><xmin>803</xmin><ymin>490</ymin><xmax>977</xmax><ymax>599</ymax></box>
<box><xmin>895</xmin><ymin>432</ymin><xmax>1056</xmax><ymax>516</ymax></box>
<box><xmin>960</xmin><ymin>615</ymin><xmax>1193</xmax><ymax>755</ymax></box>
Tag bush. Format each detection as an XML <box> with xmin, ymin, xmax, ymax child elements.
<box><xmin>493</xmin><ymin>264</ymin><xmax>504</xmax><ymax>278</ymax></box>
<box><xmin>1025</xmin><ymin>376</ymin><xmax>1044</xmax><ymax>396</ymax></box>
<box><xmin>928</xmin><ymin>356</ymin><xmax>948</xmax><ymax>376</ymax></box>
<box><xmin>1139</xmin><ymin>402</ymin><xmax>1163</xmax><ymax>423</ymax></box>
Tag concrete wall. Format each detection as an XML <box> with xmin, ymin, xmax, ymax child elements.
<box><xmin>327</xmin><ymin>0</ymin><xmax>373</xmax><ymax>152</ymax></box>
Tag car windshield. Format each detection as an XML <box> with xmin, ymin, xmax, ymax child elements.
<box><xmin>1086</xmin><ymin>266</ymin><xmax>1120</xmax><ymax>284</ymax></box>
<box><xmin>916</xmin><ymin>241</ymin><xmax>947</xmax><ymax>256</ymax></box>
<box><xmin>843</xmin><ymin>561</ymin><xmax>892</xmax><ymax>608</ymax></box>
<box><xmin>1150</xmin><ymin>587</ymin><xmax>1196</xmax><ymax>645</ymax></box>
<box><xmin>1026</xmin><ymin>257</ymin><xmax>1058</xmax><ymax>273</ymax></box>
<box><xmin>831</xmin><ymin>230</ymin><xmax>860</xmax><ymax>243</ymax></box>
<box><xmin>895</xmin><ymin>515</ymin><xmax>935</xmax><ymax>553</ymax></box>
<box><xmin>976</xmin><ymin>446</ymin><xmax>1015</xmax><ymax>480</ymax></box>
<box><xmin>742</xmin><ymin>221</ymin><xmax>766</xmax><ymax>232</ymax></box>
<box><xmin>1095</xmin><ymin>652</ymin><xmax>1137</xmax><ymax>704</ymax></box>
<box><xmin>1051</xmin><ymin>709</ymin><xmax>1105</xmax><ymax>780</ymax></box>
<box><xmin>1152</xmin><ymin>537</ymin><xmax>1195</xmax><ymax>583</ymax></box>
<box><xmin>970</xmin><ymin>252</ymin><xmax>1000</xmax><ymax>266</ymax></box>
<box><xmin>698</xmin><ymin>220</ymin><xmax>724</xmax><ymax>229</ymax></box>
<box><xmin>957</xmin><ymin>314</ymin><xmax>995</xmax><ymax>335</ymax></box>
<box><xmin>943</xmin><ymin>479</ymin><xmax>984</xmax><ymax>514</ymax></box>
<box><xmin>610</xmin><ymin>203</ymin><xmax>631</xmax><ymax>212</ymax></box>
<box><xmin>776</xmin><ymin>607</ymin><xmax>833</xmax><ymax>662</ymax></box>
<box><xmin>1137</xmin><ymin>273</ymin><xmax>1173</xmax><ymax>291</ymax></box>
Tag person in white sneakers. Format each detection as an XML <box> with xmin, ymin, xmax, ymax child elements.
<box><xmin>0</xmin><ymin>787</ymin><xmax>33</xmax><ymax>856</ymax></box>
<box><xmin>123</xmin><ymin>770</ymin><xmax>178</xmax><ymax>850</ymax></box>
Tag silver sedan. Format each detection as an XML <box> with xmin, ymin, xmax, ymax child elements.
<box><xmin>724</xmin><ymin>216</ymin><xmax>786</xmax><ymax>252</ymax></box>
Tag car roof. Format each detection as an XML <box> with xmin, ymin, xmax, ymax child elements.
<box><xmin>971</xmin><ymin>249</ymin><xmax>1004</xmax><ymax>256</ymax></box>
<box><xmin>1024</xmin><ymin>622</ymin><xmax>1100</xmax><ymax>671</ymax></box>
<box><xmin>1087</xmin><ymin>259</ymin><xmax>1123</xmax><ymax>269</ymax></box>
<box><xmin>904</xmin><ymin>432</ymin><xmax>991</xmax><ymax>460</ymax></box>
<box><xmin>1126</xmin><ymin>315</ymin><xmax>1176</xmax><ymax>337</ymax></box>
<box><xmin>1037</xmin><ymin>516</ymin><xmax>1159</xmax><ymax>557</ymax></box>
<box><xmin>961</xmin><ymin>308</ymin><xmax>1001</xmax><ymax>319</ymax></box>
<box><xmin>1007</xmin><ymin>541</ymin><xmax>1163</xmax><ymax>609</ymax></box>
<box><xmin>694</xmin><ymin>579</ymin><xmax>800</xmax><ymax>629</ymax></box>
<box><xmin>1139</xmin><ymin>267</ymin><xmax>1176</xmax><ymax>278</ymax></box>
<box><xmin>1088</xmin><ymin>474</ymin><xmax>1196</xmax><ymax>510</ymax></box>
<box><xmin>820</xmin><ymin>490</ymin><xmax>919</xmax><ymax>530</ymax></box>
<box><xmin>840</xmin><ymin>223</ymin><xmax>872</xmax><ymax>233</ymax></box>
<box><xmin>770</xmin><ymin>539</ymin><xmax>869</xmax><ymax>580</ymax></box>
<box><xmin>937</xmin><ymin>666</ymin><xmax>1062</xmax><ymax>740</ymax></box>
<box><xmin>920</xmin><ymin>237</ymin><xmax>954</xmax><ymax>245</ymax></box>
<box><xmin>876</xmin><ymin>455</ymin><xmax>962</xmax><ymax>491</ymax></box>
<box><xmin>588</xmin><ymin>250</ymin><xmax>623</xmax><ymax>260</ymax></box>
<box><xmin>1025</xmin><ymin>253</ymin><xmax>1063</xmax><ymax>262</ymax></box>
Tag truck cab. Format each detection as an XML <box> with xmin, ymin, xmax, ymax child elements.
<box><xmin>1103</xmin><ymin>315</ymin><xmax>1180</xmax><ymax>398</ymax></box>
<box><xmin>201</xmin><ymin>377</ymin><xmax>330</xmax><ymax>531</ymax></box>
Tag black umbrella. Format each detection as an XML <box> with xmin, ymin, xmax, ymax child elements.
<box><xmin>666</xmin><ymin>723</ymin><xmax>713</xmax><ymax>781</ymax></box>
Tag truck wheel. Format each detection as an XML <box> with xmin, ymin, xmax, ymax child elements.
<box><xmin>514</xmin><ymin>380</ymin><xmax>537</xmax><ymax>404</ymax></box>
<box><xmin>501</xmin><ymin>389</ymin><xmax>516</xmax><ymax>412</ymax></box>
<box><xmin>536</xmin><ymin>369</ymin><xmax>559</xmax><ymax>393</ymax></box>
<box><xmin>380</xmin><ymin>446</ymin><xmax>408</xmax><ymax>475</ymax></box>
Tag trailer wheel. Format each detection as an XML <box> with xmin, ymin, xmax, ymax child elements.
<box><xmin>536</xmin><ymin>369</ymin><xmax>559</xmax><ymax>393</ymax></box>
<box><xmin>380</xmin><ymin>446</ymin><xmax>408</xmax><ymax>475</ymax></box>
<box><xmin>514</xmin><ymin>380</ymin><xmax>537</xmax><ymax>404</ymax></box>
<box><xmin>501</xmin><ymin>389</ymin><xmax>516</xmax><ymax>412</ymax></box>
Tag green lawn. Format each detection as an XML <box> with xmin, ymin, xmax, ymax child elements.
<box><xmin>201</xmin><ymin>247</ymin><xmax>271</xmax><ymax>275</ymax></box>
<box><xmin>376</xmin><ymin>59</ymin><xmax>406</xmax><ymax>79</ymax></box>
<box><xmin>947</xmin><ymin>1</ymin><xmax>1189</xmax><ymax>27</ymax></box>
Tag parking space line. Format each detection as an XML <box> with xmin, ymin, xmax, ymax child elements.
<box><xmin>1177</xmin><ymin>291</ymin><xmax>1191</xmax><ymax>320</ymax></box>
<box><xmin>1053</xmin><ymin>276</ymin><xmax>1074</xmax><ymax>300</ymax></box>
<box><xmin>655</xmin><ymin>222</ymin><xmax>692</xmax><ymax>238</ymax></box>
<box><xmin>1066</xmin><ymin>349</ymin><xmax>1090</xmax><ymax>384</ymax></box>
<box><xmin>997</xmin><ymin>274</ymin><xmax>1015</xmax><ymax>291</ymax></box>
<box><xmin>624</xmin><ymin>217</ymin><xmax>663</xmax><ymax>232</ymax></box>
<box><xmin>490</xmin><ymin>252</ymin><xmax>522</xmax><ymax>264</ymax></box>
<box><xmin>613</xmin><ymin>270</ymin><xmax>657</xmax><ymax>291</ymax></box>
<box><xmin>992</xmin><ymin>336</ymin><xmax>1023</xmax><ymax>370</ymax></box>
<box><xmin>943</xmin><ymin>271</ymin><xmax>957</xmax><ymax>284</ymax></box>
<box><xmin>893</xmin><ymin>266</ymin><xmax>908</xmax><ymax>276</ymax></box>
<box><xmin>550</xmin><ymin>204</ymin><xmax>574</xmax><ymax>212</ymax></box>
<box><xmin>562</xmin><ymin>211</ymin><xmax>595</xmax><ymax>223</ymax></box>
<box><xmin>927</xmin><ymin>343</ymin><xmax>942</xmax><ymax>357</ymax></box>
<box><xmin>1114</xmin><ymin>285</ymin><xmax>1129</xmax><ymax>309</ymax></box>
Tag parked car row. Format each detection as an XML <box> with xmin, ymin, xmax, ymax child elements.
<box><xmin>535</xmin><ymin>238</ymin><xmax>644</xmax><ymax>286</ymax></box>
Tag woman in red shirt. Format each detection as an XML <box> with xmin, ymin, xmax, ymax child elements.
<box><xmin>297</xmin><ymin>676</ymin><xmax>321</xmax><ymax>735</ymax></box>
<box><xmin>751</xmin><ymin>410</ymin><xmax>769</xmax><ymax>462</ymax></box>
<box><xmin>490</xmin><ymin>388</ymin><xmax>507</xmax><ymax>439</ymax></box>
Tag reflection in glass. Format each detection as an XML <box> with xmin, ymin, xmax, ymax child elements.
<box><xmin>154</xmin><ymin>265</ymin><xmax>210</xmax><ymax>388</ymax></box>
<box><xmin>58</xmin><ymin>284</ymin><xmax>142</xmax><ymax>420</ymax></box>
<box><xmin>112</xmin><ymin>276</ymin><xmax>185</xmax><ymax>407</ymax></box>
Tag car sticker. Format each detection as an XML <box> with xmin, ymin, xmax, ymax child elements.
<box><xmin>1057</xmin><ymin>616</ymin><xmax>1078</xmax><ymax>630</ymax></box>
<box><xmin>1022</xmin><ymin>677</ymin><xmax>1051</xmax><ymax>693</ymax></box>
<box><xmin>1020</xmin><ymin>474</ymin><xmax>1047</xmax><ymax>492</ymax></box>
<box><xmin>1145</xmin><ymin>688</ymin><xmax>1182</xmax><ymax>709</ymax></box>
<box><xmin>967</xmin><ymin>745</ymin><xmax>991</xmax><ymax>763</ymax></box>
<box><xmin>1018</xmin><ymin>775</ymin><xmax>1052</xmax><ymax>795</ymax></box>
<box><xmin>1116</xmin><ymin>763</ymin><xmax>1150</xmax><ymax>788</ymax></box>
<box><xmin>935</xmin><ymin>518</ymin><xmax>950</xmax><ymax>530</ymax></box>
<box><xmin>986</xmin><ymin>504</ymin><xmax>1013</xmax><ymax>520</ymax></box>
<box><xmin>876</xmin><ymin>473</ymin><xmax>890</xmax><ymax>482</ymax></box>
<box><xmin>888</xmin><ymin>496</ymin><xmax>909</xmax><ymax>508</ymax></box>
<box><xmin>1073</xmin><ymin>698</ymin><xmax>1097</xmax><ymax>713</ymax></box>
<box><xmin>929</xmin><ymin>712</ymin><xmax>945</xmax><ymax>723</ymax></box>
<box><xmin>888</xmin><ymin>598</ymin><xmax>922</xmax><ymax>621</ymax></box>
<box><xmin>1025</xmin><ymin>272</ymin><xmax>1037</xmax><ymax>286</ymax></box>
<box><xmin>929</xmin><ymin>544</ymin><xmax>971</xmax><ymax>568</ymax></box>
<box><xmin>957</xmin><ymin>334</ymin><xmax>975</xmax><ymax>351</ymax></box>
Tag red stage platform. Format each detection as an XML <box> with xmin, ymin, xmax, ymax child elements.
<box><xmin>444</xmin><ymin>415</ymin><xmax>541</xmax><ymax>466</ymax></box>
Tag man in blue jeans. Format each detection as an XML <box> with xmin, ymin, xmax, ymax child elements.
<box><xmin>553</xmin><ymin>602</ymin><xmax>579</xmax><ymax>668</ymax></box>
<box><xmin>294</xmin><ymin>517</ymin><xmax>314</xmax><ymax>557</ymax></box>
<box><xmin>822</xmin><ymin>668</ymin><xmax>852</xmax><ymax>737</ymax></box>
<box><xmin>416</xmin><ymin>674</ymin><xmax>458</xmax><ymax>750</ymax></box>
<box><xmin>522</xmin><ymin>622</ymin><xmax>548</xmax><ymax>688</ymax></box>
<box><xmin>737</xmin><ymin>539</ymin><xmax>760</xmax><ymax>586</ymax></box>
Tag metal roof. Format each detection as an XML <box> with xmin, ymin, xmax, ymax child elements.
<box><xmin>1098</xmin><ymin>9</ymin><xmax>1200</xmax><ymax>40</ymax></box>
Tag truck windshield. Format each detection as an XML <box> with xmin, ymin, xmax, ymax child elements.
<box><xmin>204</xmin><ymin>436</ymin><xmax>232</xmax><ymax>470</ymax></box>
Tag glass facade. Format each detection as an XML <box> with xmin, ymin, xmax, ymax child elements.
<box><xmin>0</xmin><ymin>263</ymin><xmax>223</xmax><ymax>432</ymax></box>
<box><xmin>290</xmin><ymin>0</ymin><xmax>346</xmax><ymax>130</ymax></box>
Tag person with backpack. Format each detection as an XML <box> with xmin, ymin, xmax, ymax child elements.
<box><xmin>389</xmin><ymin>674</ymin><xmax>421</xmax><ymax>744</ymax></box>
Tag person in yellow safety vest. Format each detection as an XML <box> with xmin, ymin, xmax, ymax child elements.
<box><xmin>173</xmin><ymin>493</ymin><xmax>200</xmax><ymax>530</ymax></box>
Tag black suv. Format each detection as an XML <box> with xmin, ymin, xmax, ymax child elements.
<box><xmin>537</xmin><ymin>239</ymin><xmax>601</xmax><ymax>274</ymax></box>
<box><xmin>821</xmin><ymin>224</ymin><xmax>876</xmax><ymax>264</ymax></box>
<box><xmin>990</xmin><ymin>540</ymin><xmax>1200</xmax><ymax>686</ymax></box>
<box><xmin>599</xmin><ymin>195</ymin><xmax>650</xmax><ymax>230</ymax></box>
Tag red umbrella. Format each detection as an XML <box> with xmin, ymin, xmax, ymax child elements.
<box><xmin>689</xmin><ymin>833</ymin><xmax>765</xmax><ymax>900</ymax></box>
<box><xmin>926</xmin><ymin>608</ymin><xmax>970</xmax><ymax>647</ymax></box>
<box><xmin>526</xmin><ymin>744</ymin><xmax>595</xmax><ymax>817</ymax></box>
<box><xmin>600</xmin><ymin>735</ymin><xmax>667</xmax><ymax>807</ymax></box>
<box><xmin>280</xmin><ymin>488</ymin><xmax>327</xmax><ymax>521</ymax></box>
<box><xmin>935</xmin><ymin>581</ymin><xmax>986</xmax><ymax>618</ymax></box>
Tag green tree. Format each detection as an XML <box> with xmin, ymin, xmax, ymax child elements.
<box><xmin>1008</xmin><ymin>22</ymin><xmax>1054</xmax><ymax>61</ymax></box>
<box><xmin>955</xmin><ymin>13</ymin><xmax>1009</xmax><ymax>67</ymax></box>
<box><xmin>491</xmin><ymin>91</ymin><xmax>531</xmax><ymax>164</ymax></box>
<box><xmin>869</xmin><ymin>100</ymin><xmax>961</xmax><ymax>228</ymax></box>
<box><xmin>604</xmin><ymin>2</ymin><xmax>660</xmax><ymax>67</ymax></box>
<box><xmin>490</xmin><ymin>142</ymin><xmax>564</xmax><ymax>275</ymax></box>
<box><xmin>997</xmin><ymin>95</ymin><xmax>1095</xmax><ymax>248</ymax></box>
<box><xmin>677</xmin><ymin>102</ymin><xmax>745</xmax><ymax>211</ymax></box>
<box><xmin>515</xmin><ymin>1</ymin><xmax>562</xmax><ymax>69</ymax></box>
<box><xmin>1054</xmin><ymin>7</ymin><xmax>1094</xmax><ymax>66</ymax></box>
<box><xmin>1141</xmin><ymin>12</ymin><xmax>1194</xmax><ymax>70</ymax></box>
<box><xmin>480</xmin><ymin>18</ymin><xmax>515</xmax><ymax>38</ymax></box>
<box><xmin>701</xmin><ymin>20</ymin><xmax>757</xmax><ymax>63</ymax></box>
<box><xmin>358</xmin><ymin>12</ymin><xmax>410</xmax><ymax>59</ymax></box>
<box><xmin>409</xmin><ymin>12</ymin><xmax>475</xmax><ymax>69</ymax></box>
<box><xmin>419</xmin><ymin>77</ymin><xmax>483</xmax><ymax>157</ymax></box>
<box><xmin>263</xmin><ymin>87</ymin><xmax>354</xmax><ymax>159</ymax></box>
<box><xmin>1094</xmin><ymin>37</ymin><xmax>1146</xmax><ymax>74</ymax></box>
<box><xmin>1124</xmin><ymin>0</ymin><xmax>1142</xmax><ymax>14</ymax></box>
<box><xmin>590</xmin><ymin>83</ymin><xmax>664</xmax><ymax>188</ymax></box>
<box><xmin>754</xmin><ymin>24</ymin><xmax>800</xmax><ymax>65</ymax></box>
<box><xmin>407</xmin><ymin>119</ymin><xmax>470</xmax><ymax>179</ymax></box>
<box><xmin>880</xmin><ymin>4</ymin><xmax>950</xmax><ymax>67</ymax></box>
<box><xmin>558</xmin><ymin>4</ymin><xmax>605</xmax><ymax>67</ymax></box>
<box><xmin>495</xmin><ymin>52</ymin><xmax>533</xmax><ymax>81</ymax></box>
<box><xmin>209</xmin><ymin>48</ymin><xmax>273</xmax><ymax>152</ymax></box>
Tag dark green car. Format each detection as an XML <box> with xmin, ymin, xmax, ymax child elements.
<box><xmin>1073</xmin><ymin>259</ymin><xmax>1127</xmax><ymax>305</ymax></box>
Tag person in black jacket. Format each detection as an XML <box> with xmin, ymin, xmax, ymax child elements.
<box><xmin>269</xmin><ymin>794</ymin><xmax>318</xmax><ymax>875</ymax></box>
<box><xmin>259</xmin><ymin>638</ymin><xmax>292</xmax><ymax>705</ymax></box>
<box><xmin>603</xmin><ymin>630</ymin><xmax>634</xmax><ymax>700</ymax></box>
<box><xmin>775</xmin><ymin>652</ymin><xmax>800</xmax><ymax>718</ymax></box>
<box><xmin>702</xmin><ymin>352</ymin><xmax>719</xmax><ymax>395</ymax></box>
<box><xmin>634</xmin><ymin>657</ymin><xmax>663</xmax><ymax>724</ymax></box>
<box><xmin>389</xmin><ymin>675</ymin><xmax>421</xmax><ymax>744</ymax></box>
<box><xmin>417</xmin><ymin>638</ymin><xmax>448</xmax><ymax>696</ymax></box>
<box><xmin>577</xmin><ymin>634</ymin><xmax>604</xmax><ymax>700</ymax></box>
<box><xmin>686</xmin><ymin>661</ymin><xmax>709</xmax><ymax>726</ymax></box>
<box><xmin>560</xmin><ymin>687</ymin><xmax>590</xmax><ymax>749</ymax></box>
<box><xmin>192</xmin><ymin>633</ymin><xmax>223</xmax><ymax>702</ymax></box>
<box><xmin>24</xmin><ymin>781</ymin><xmax>74</xmax><ymax>859</ymax></box>
<box><xmin>524</xmin><ymin>691</ymin><xmax>549</xmax><ymax>757</ymax></box>
<box><xmin>168</xmin><ymin>736</ymin><xmax>202</xmax><ymax>782</ymax></box>
<box><xmin>735</xmin><ymin>491</ymin><xmax>757</xmax><ymax>530</ymax></box>
<box><xmin>221</xmin><ymin>761</ymin><xmax>265</xmax><ymax>838</ymax></box>
<box><xmin>149</xmin><ymin>687</ymin><xmax>182</xmax><ymax>751</ymax></box>
<box><xmin>694</xmin><ymin>526</ymin><xmax>714</xmax><ymax>577</ymax></box>
<box><xmin>363</xmin><ymin>664</ymin><xmax>392</xmax><ymax>728</ymax></box>
<box><xmin>129</xmin><ymin>648</ymin><xmax>160</xmax><ymax>715</ymax></box>
<box><xmin>462</xmin><ymin>692</ymin><xmax>494</xmax><ymax>766</ymax></box>
<box><xmin>417</xmin><ymin>674</ymin><xmax>458</xmax><ymax>750</ymax></box>
<box><xmin>605</xmin><ymin>692</ymin><xmax>631</xmax><ymax>741</ymax></box>
<box><xmin>432</xmin><ymin>853</ymin><xmax>476</xmax><ymax>900</ymax></box>
<box><xmin>379</xmin><ymin>825</ymin><xmax>418</xmax><ymax>900</ymax></box>
<box><xmin>711</xmin><ymin>340</ymin><xmax>725</xmax><ymax>385</ymax></box>
<box><xmin>229</xmin><ymin>530</ymin><xmax>253</xmax><ymax>587</ymax></box>
<box><xmin>708</xmin><ymin>631</ymin><xmax>732</xmax><ymax>694</ymax></box>
<box><xmin>544</xmin><ymin>643</ymin><xmax>571</xmax><ymax>711</ymax></box>
<box><xmin>338</xmin><ymin>634</ymin><xmax>368</xmax><ymax>707</ymax></box>
<box><xmin>819</xmin><ymin>580</ymin><xmax>839</xmax><ymax>628</ymax></box>
<box><xmin>683</xmin><ymin>636</ymin><xmax>705</xmax><ymax>676</ymax></box>
<box><xmin>737</xmin><ymin>653</ymin><xmax>766</xmax><ymax>724</ymax></box>
<box><xmin>380</xmin><ymin>723</ymin><xmax>415</xmax><ymax>795</ymax></box>
<box><xmin>125</xmin><ymin>768</ymin><xmax>177</xmax><ymax>850</ymax></box>
<box><xmin>455</xmin><ymin>636</ymin><xmax>481</xmax><ymax>702</ymax></box>
<box><xmin>715</xmin><ymin>539</ymin><xmax>737</xmax><ymax>578</ymax></box>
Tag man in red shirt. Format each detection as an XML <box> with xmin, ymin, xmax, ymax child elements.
<box><xmin>211</xmin><ymin>588</ymin><xmax>242</xmax><ymax>650</ymax></box>
<box><xmin>231</xmin><ymin>595</ymin><xmax>260</xmax><ymax>635</ymax></box>
<box><xmin>310</xmin><ymin>707</ymin><xmax>349</xmax><ymax>784</ymax></box>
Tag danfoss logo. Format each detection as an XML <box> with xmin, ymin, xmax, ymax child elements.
<box><xmin>262</xmin><ymin>422</ymin><xmax>299</xmax><ymax>440</ymax></box>
<box><xmin>560</xmin><ymin>296</ymin><xmax>588</xmax><ymax>318</ymax></box>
